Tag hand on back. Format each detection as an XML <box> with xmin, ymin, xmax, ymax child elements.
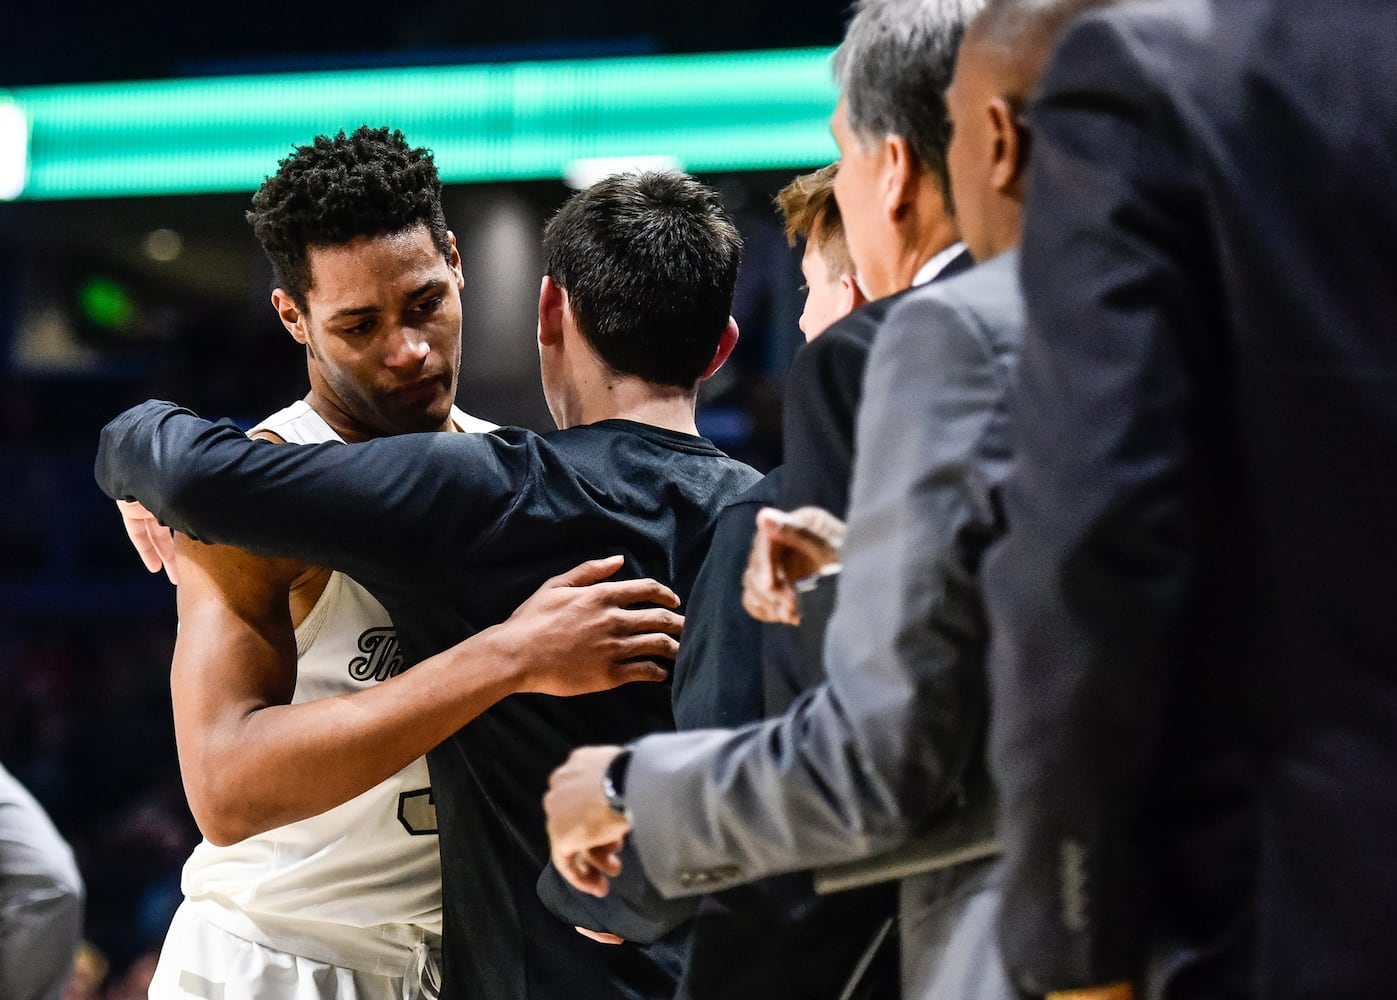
<box><xmin>496</xmin><ymin>555</ymin><xmax>682</xmax><ymax>697</ymax></box>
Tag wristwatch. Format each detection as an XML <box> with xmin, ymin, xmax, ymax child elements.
<box><xmin>601</xmin><ymin>748</ymin><xmax>633</xmax><ymax>818</ymax></box>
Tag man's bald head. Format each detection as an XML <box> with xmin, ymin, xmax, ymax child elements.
<box><xmin>967</xmin><ymin>0</ymin><xmax>1121</xmax><ymax>100</ymax></box>
<box><xmin>943</xmin><ymin>0</ymin><xmax>1121</xmax><ymax>260</ymax></box>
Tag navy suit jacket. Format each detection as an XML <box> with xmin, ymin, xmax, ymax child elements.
<box><xmin>985</xmin><ymin>1</ymin><xmax>1397</xmax><ymax>996</ymax></box>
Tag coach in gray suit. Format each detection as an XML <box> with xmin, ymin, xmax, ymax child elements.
<box><xmin>545</xmin><ymin>3</ymin><xmax>1112</xmax><ymax>996</ymax></box>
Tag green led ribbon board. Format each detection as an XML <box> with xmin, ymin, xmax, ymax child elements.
<box><xmin>4</xmin><ymin>47</ymin><xmax>839</xmax><ymax>200</ymax></box>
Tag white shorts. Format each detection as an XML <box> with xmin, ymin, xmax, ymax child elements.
<box><xmin>149</xmin><ymin>901</ymin><xmax>441</xmax><ymax>1000</ymax></box>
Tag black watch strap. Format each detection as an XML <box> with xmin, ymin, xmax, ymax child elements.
<box><xmin>602</xmin><ymin>748</ymin><xmax>633</xmax><ymax>817</ymax></box>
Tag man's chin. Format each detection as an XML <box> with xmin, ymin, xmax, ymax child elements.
<box><xmin>383</xmin><ymin>396</ymin><xmax>455</xmax><ymax>435</ymax></box>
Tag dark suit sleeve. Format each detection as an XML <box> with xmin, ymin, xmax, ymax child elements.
<box><xmin>778</xmin><ymin>321</ymin><xmax>870</xmax><ymax>518</ymax></box>
<box><xmin>625</xmin><ymin>286</ymin><xmax>1012</xmax><ymax>892</ymax></box>
<box><xmin>671</xmin><ymin>479</ymin><xmax>779</xmax><ymax>731</ymax></box>
<box><xmin>536</xmin><ymin>476</ymin><xmax>781</xmax><ymax>941</ymax></box>
<box><xmin>982</xmin><ymin>12</ymin><xmax>1208</xmax><ymax>994</ymax></box>
<box><xmin>535</xmin><ymin>849</ymin><xmax>697</xmax><ymax>944</ymax></box>
<box><xmin>94</xmin><ymin>400</ymin><xmax>524</xmax><ymax>590</ymax></box>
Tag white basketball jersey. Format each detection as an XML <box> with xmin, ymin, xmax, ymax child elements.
<box><xmin>180</xmin><ymin>399</ymin><xmax>496</xmax><ymax>957</ymax></box>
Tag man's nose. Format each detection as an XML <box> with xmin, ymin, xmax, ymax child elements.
<box><xmin>386</xmin><ymin>326</ymin><xmax>431</xmax><ymax>368</ymax></box>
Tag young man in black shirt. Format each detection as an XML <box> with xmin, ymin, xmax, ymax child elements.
<box><xmin>96</xmin><ymin>171</ymin><xmax>759</xmax><ymax>1000</ymax></box>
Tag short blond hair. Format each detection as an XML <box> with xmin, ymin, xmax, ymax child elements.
<box><xmin>775</xmin><ymin>163</ymin><xmax>855</xmax><ymax>279</ymax></box>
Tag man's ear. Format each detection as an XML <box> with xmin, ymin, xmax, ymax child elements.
<box><xmin>699</xmin><ymin>317</ymin><xmax>740</xmax><ymax>381</ymax></box>
<box><xmin>538</xmin><ymin>275</ymin><xmax>565</xmax><ymax>347</ymax></box>
<box><xmin>881</xmin><ymin>133</ymin><xmax>919</xmax><ymax>221</ymax></box>
<box><xmin>988</xmin><ymin>97</ymin><xmax>1028</xmax><ymax>196</ymax></box>
<box><xmin>447</xmin><ymin>231</ymin><xmax>465</xmax><ymax>289</ymax></box>
<box><xmin>271</xmin><ymin>288</ymin><xmax>308</xmax><ymax>345</ymax></box>
<box><xmin>839</xmin><ymin>273</ymin><xmax>869</xmax><ymax>316</ymax></box>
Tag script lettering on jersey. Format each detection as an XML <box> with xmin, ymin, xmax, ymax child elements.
<box><xmin>348</xmin><ymin>627</ymin><xmax>406</xmax><ymax>682</ymax></box>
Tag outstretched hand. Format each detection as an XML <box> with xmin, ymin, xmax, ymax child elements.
<box><xmin>741</xmin><ymin>506</ymin><xmax>845</xmax><ymax>625</ymax></box>
<box><xmin>545</xmin><ymin>745</ymin><xmax>631</xmax><ymax>896</ymax></box>
<box><xmin>117</xmin><ymin>499</ymin><xmax>180</xmax><ymax>584</ymax></box>
<box><xmin>498</xmin><ymin>556</ymin><xmax>683</xmax><ymax>697</ymax></box>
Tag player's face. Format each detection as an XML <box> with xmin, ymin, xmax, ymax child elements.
<box><xmin>797</xmin><ymin>240</ymin><xmax>849</xmax><ymax>341</ymax></box>
<box><xmin>293</xmin><ymin>226</ymin><xmax>465</xmax><ymax>440</ymax></box>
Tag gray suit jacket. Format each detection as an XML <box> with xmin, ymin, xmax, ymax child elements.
<box><xmin>0</xmin><ymin>763</ymin><xmax>84</xmax><ymax>1000</ymax></box>
<box><xmin>626</xmin><ymin>251</ymin><xmax>1022</xmax><ymax>900</ymax></box>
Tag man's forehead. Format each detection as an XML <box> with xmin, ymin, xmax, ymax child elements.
<box><xmin>306</xmin><ymin>226</ymin><xmax>434</xmax><ymax>267</ymax></box>
<box><xmin>828</xmin><ymin>96</ymin><xmax>878</xmax><ymax>160</ymax></box>
<box><xmin>828</xmin><ymin>95</ymin><xmax>850</xmax><ymax>140</ymax></box>
<box><xmin>303</xmin><ymin>228</ymin><xmax>445</xmax><ymax>302</ymax></box>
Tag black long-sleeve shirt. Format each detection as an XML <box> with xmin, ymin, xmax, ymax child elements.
<box><xmin>96</xmin><ymin>402</ymin><xmax>759</xmax><ymax>1000</ymax></box>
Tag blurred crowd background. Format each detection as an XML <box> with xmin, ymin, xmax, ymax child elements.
<box><xmin>0</xmin><ymin>1</ymin><xmax>847</xmax><ymax>990</ymax></box>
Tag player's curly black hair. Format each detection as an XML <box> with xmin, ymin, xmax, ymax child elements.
<box><xmin>246</xmin><ymin>126</ymin><xmax>452</xmax><ymax>308</ymax></box>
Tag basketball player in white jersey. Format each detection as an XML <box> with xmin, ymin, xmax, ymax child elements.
<box><xmin>118</xmin><ymin>127</ymin><xmax>684</xmax><ymax>1000</ymax></box>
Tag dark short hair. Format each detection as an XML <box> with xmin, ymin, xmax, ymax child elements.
<box><xmin>543</xmin><ymin>171</ymin><xmax>743</xmax><ymax>388</ymax></box>
<box><xmin>834</xmin><ymin>0</ymin><xmax>984</xmax><ymax>190</ymax></box>
<box><xmin>775</xmin><ymin>163</ymin><xmax>855</xmax><ymax>279</ymax></box>
<box><xmin>246</xmin><ymin>126</ymin><xmax>452</xmax><ymax>309</ymax></box>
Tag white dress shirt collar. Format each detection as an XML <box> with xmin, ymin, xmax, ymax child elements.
<box><xmin>912</xmin><ymin>241</ymin><xmax>968</xmax><ymax>287</ymax></box>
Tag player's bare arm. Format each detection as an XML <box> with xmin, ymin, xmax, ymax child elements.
<box><xmin>175</xmin><ymin>543</ymin><xmax>681</xmax><ymax>846</ymax></box>
<box><xmin>171</xmin><ymin>534</ymin><xmax>321</xmax><ymax>844</ymax></box>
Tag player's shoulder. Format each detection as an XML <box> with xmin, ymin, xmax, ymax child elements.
<box><xmin>249</xmin><ymin>399</ymin><xmax>339</xmax><ymax>445</ymax></box>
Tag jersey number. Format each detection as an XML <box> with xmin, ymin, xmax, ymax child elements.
<box><xmin>397</xmin><ymin>788</ymin><xmax>438</xmax><ymax>835</ymax></box>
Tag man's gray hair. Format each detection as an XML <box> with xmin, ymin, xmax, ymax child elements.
<box><xmin>834</xmin><ymin>0</ymin><xmax>985</xmax><ymax>186</ymax></box>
